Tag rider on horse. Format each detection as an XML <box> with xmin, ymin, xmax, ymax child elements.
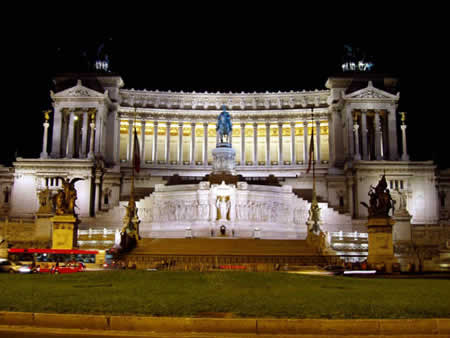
<box><xmin>217</xmin><ymin>105</ymin><xmax>232</xmax><ymax>144</ymax></box>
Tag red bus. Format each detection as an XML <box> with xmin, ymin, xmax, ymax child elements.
<box><xmin>8</xmin><ymin>248</ymin><xmax>99</xmax><ymax>272</ymax></box>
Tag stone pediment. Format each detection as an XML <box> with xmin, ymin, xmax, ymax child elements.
<box><xmin>343</xmin><ymin>81</ymin><xmax>399</xmax><ymax>102</ymax></box>
<box><xmin>51</xmin><ymin>80</ymin><xmax>107</xmax><ymax>100</ymax></box>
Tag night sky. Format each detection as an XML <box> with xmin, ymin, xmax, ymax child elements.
<box><xmin>2</xmin><ymin>10</ymin><xmax>447</xmax><ymax>168</ymax></box>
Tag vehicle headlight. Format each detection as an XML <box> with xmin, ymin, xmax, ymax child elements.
<box><xmin>18</xmin><ymin>266</ymin><xmax>31</xmax><ymax>273</ymax></box>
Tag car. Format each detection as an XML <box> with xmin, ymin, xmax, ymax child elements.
<box><xmin>0</xmin><ymin>259</ymin><xmax>31</xmax><ymax>274</ymax></box>
<box><xmin>38</xmin><ymin>262</ymin><xmax>85</xmax><ymax>274</ymax></box>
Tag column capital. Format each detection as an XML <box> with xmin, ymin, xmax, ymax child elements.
<box><xmin>265</xmin><ymin>122</ymin><xmax>271</xmax><ymax>128</ymax></box>
<box><xmin>191</xmin><ymin>122</ymin><xmax>196</xmax><ymax>128</ymax></box>
<box><xmin>303</xmin><ymin>120</ymin><xmax>308</xmax><ymax>126</ymax></box>
<box><xmin>240</xmin><ymin>122</ymin><xmax>246</xmax><ymax>128</ymax></box>
<box><xmin>290</xmin><ymin>121</ymin><xmax>296</xmax><ymax>128</ymax></box>
<box><xmin>153</xmin><ymin>120</ymin><xmax>159</xmax><ymax>125</ymax></box>
<box><xmin>277</xmin><ymin>122</ymin><xmax>283</xmax><ymax>127</ymax></box>
<box><xmin>178</xmin><ymin>121</ymin><xmax>184</xmax><ymax>128</ymax></box>
<box><xmin>253</xmin><ymin>122</ymin><xmax>258</xmax><ymax>128</ymax></box>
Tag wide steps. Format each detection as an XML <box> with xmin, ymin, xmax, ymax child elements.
<box><xmin>132</xmin><ymin>238</ymin><xmax>319</xmax><ymax>256</ymax></box>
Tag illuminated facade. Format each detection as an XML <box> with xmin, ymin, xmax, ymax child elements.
<box><xmin>1</xmin><ymin>72</ymin><xmax>449</xmax><ymax>268</ymax></box>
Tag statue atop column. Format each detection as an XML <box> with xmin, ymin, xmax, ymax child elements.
<box><xmin>216</xmin><ymin>105</ymin><xmax>232</xmax><ymax>145</ymax></box>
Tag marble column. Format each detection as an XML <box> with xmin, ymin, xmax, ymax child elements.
<box><xmin>290</xmin><ymin>122</ymin><xmax>296</xmax><ymax>165</ymax></box>
<box><xmin>141</xmin><ymin>120</ymin><xmax>146</xmax><ymax>164</ymax></box>
<box><xmin>127</xmin><ymin>119</ymin><xmax>133</xmax><ymax>162</ymax></box>
<box><xmin>240</xmin><ymin>123</ymin><xmax>245</xmax><ymax>165</ymax></box>
<box><xmin>165</xmin><ymin>122</ymin><xmax>171</xmax><ymax>164</ymax></box>
<box><xmin>361</xmin><ymin>111</ymin><xmax>368</xmax><ymax>160</ymax></box>
<box><xmin>265</xmin><ymin>123</ymin><xmax>271</xmax><ymax>165</ymax></box>
<box><xmin>316</xmin><ymin>120</ymin><xmax>321</xmax><ymax>163</ymax></box>
<box><xmin>346</xmin><ymin>107</ymin><xmax>354</xmax><ymax>160</ymax></box>
<box><xmin>94</xmin><ymin>108</ymin><xmax>103</xmax><ymax>156</ymax></box>
<box><xmin>303</xmin><ymin>121</ymin><xmax>308</xmax><ymax>164</ymax></box>
<box><xmin>79</xmin><ymin>112</ymin><xmax>88</xmax><ymax>158</ymax></box>
<box><xmin>253</xmin><ymin>123</ymin><xmax>258</xmax><ymax>165</ymax></box>
<box><xmin>40</xmin><ymin>120</ymin><xmax>50</xmax><ymax>159</ymax></box>
<box><xmin>278</xmin><ymin>123</ymin><xmax>283</xmax><ymax>165</ymax></box>
<box><xmin>387</xmin><ymin>107</ymin><xmax>399</xmax><ymax>160</ymax></box>
<box><xmin>203</xmin><ymin>122</ymin><xmax>208</xmax><ymax>165</ymax></box>
<box><xmin>353</xmin><ymin>122</ymin><xmax>361</xmax><ymax>160</ymax></box>
<box><xmin>178</xmin><ymin>122</ymin><xmax>183</xmax><ymax>164</ymax></box>
<box><xmin>87</xmin><ymin>117</ymin><xmax>95</xmax><ymax>159</ymax></box>
<box><xmin>50</xmin><ymin>107</ymin><xmax>62</xmax><ymax>158</ymax></box>
<box><xmin>190</xmin><ymin>122</ymin><xmax>196</xmax><ymax>165</ymax></box>
<box><xmin>66</xmin><ymin>111</ymin><xmax>75</xmax><ymax>158</ymax></box>
<box><xmin>401</xmin><ymin>124</ymin><xmax>409</xmax><ymax>161</ymax></box>
<box><xmin>374</xmin><ymin>111</ymin><xmax>382</xmax><ymax>160</ymax></box>
<box><xmin>152</xmin><ymin>121</ymin><xmax>158</xmax><ymax>163</ymax></box>
<box><xmin>113</xmin><ymin>111</ymin><xmax>120</xmax><ymax>164</ymax></box>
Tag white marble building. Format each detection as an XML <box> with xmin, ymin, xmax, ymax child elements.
<box><xmin>1</xmin><ymin>72</ymin><xmax>449</xmax><ymax>255</ymax></box>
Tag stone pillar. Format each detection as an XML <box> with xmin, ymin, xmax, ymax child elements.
<box><xmin>165</xmin><ymin>121</ymin><xmax>171</xmax><ymax>164</ymax></box>
<box><xmin>265</xmin><ymin>123</ymin><xmax>271</xmax><ymax>165</ymax></box>
<box><xmin>40</xmin><ymin>120</ymin><xmax>50</xmax><ymax>159</ymax></box>
<box><xmin>303</xmin><ymin>121</ymin><xmax>308</xmax><ymax>164</ymax></box>
<box><xmin>190</xmin><ymin>122</ymin><xmax>196</xmax><ymax>165</ymax></box>
<box><xmin>361</xmin><ymin>111</ymin><xmax>368</xmax><ymax>160</ymax></box>
<box><xmin>346</xmin><ymin>107</ymin><xmax>354</xmax><ymax>160</ymax></box>
<box><xmin>388</xmin><ymin>107</ymin><xmax>399</xmax><ymax>160</ymax></box>
<box><xmin>141</xmin><ymin>120</ymin><xmax>146</xmax><ymax>164</ymax></box>
<box><xmin>374</xmin><ymin>111</ymin><xmax>382</xmax><ymax>160</ymax></box>
<box><xmin>278</xmin><ymin>123</ymin><xmax>283</xmax><ymax>165</ymax></box>
<box><xmin>290</xmin><ymin>122</ymin><xmax>296</xmax><ymax>165</ymax></box>
<box><xmin>178</xmin><ymin>122</ymin><xmax>183</xmax><ymax>164</ymax></box>
<box><xmin>127</xmin><ymin>119</ymin><xmax>134</xmax><ymax>162</ymax></box>
<box><xmin>87</xmin><ymin>117</ymin><xmax>95</xmax><ymax>160</ymax></box>
<box><xmin>316</xmin><ymin>120</ymin><xmax>321</xmax><ymax>163</ymax></box>
<box><xmin>152</xmin><ymin>121</ymin><xmax>158</xmax><ymax>163</ymax></box>
<box><xmin>203</xmin><ymin>122</ymin><xmax>208</xmax><ymax>165</ymax></box>
<box><xmin>253</xmin><ymin>123</ymin><xmax>258</xmax><ymax>165</ymax></box>
<box><xmin>50</xmin><ymin>107</ymin><xmax>62</xmax><ymax>158</ymax></box>
<box><xmin>240</xmin><ymin>123</ymin><xmax>245</xmax><ymax>165</ymax></box>
<box><xmin>401</xmin><ymin>124</ymin><xmax>409</xmax><ymax>161</ymax></box>
<box><xmin>94</xmin><ymin>108</ymin><xmax>103</xmax><ymax>156</ymax></box>
<box><xmin>113</xmin><ymin>112</ymin><xmax>120</xmax><ymax>164</ymax></box>
<box><xmin>66</xmin><ymin>111</ymin><xmax>75</xmax><ymax>158</ymax></box>
<box><xmin>79</xmin><ymin>112</ymin><xmax>88</xmax><ymax>158</ymax></box>
<box><xmin>353</xmin><ymin>122</ymin><xmax>361</xmax><ymax>160</ymax></box>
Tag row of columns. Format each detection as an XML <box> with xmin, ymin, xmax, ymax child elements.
<box><xmin>124</xmin><ymin>120</ymin><xmax>324</xmax><ymax>166</ymax></box>
<box><xmin>351</xmin><ymin>109</ymin><xmax>408</xmax><ymax>161</ymax></box>
<box><xmin>46</xmin><ymin>109</ymin><xmax>98</xmax><ymax>159</ymax></box>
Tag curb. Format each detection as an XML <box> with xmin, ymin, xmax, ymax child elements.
<box><xmin>0</xmin><ymin>312</ymin><xmax>449</xmax><ymax>335</ymax></box>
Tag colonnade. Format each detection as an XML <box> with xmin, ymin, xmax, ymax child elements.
<box><xmin>121</xmin><ymin>119</ymin><xmax>327</xmax><ymax>166</ymax></box>
<box><xmin>49</xmin><ymin>108</ymin><xmax>101</xmax><ymax>159</ymax></box>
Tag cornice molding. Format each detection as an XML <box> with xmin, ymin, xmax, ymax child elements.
<box><xmin>119</xmin><ymin>88</ymin><xmax>330</xmax><ymax>111</ymax></box>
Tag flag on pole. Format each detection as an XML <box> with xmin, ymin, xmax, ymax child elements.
<box><xmin>306</xmin><ymin>124</ymin><xmax>314</xmax><ymax>174</ymax></box>
<box><xmin>133</xmin><ymin>128</ymin><xmax>141</xmax><ymax>173</ymax></box>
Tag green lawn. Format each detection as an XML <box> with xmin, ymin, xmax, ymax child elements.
<box><xmin>0</xmin><ymin>271</ymin><xmax>449</xmax><ymax>319</ymax></box>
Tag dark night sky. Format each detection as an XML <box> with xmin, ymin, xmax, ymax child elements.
<box><xmin>2</xmin><ymin>8</ymin><xmax>448</xmax><ymax>168</ymax></box>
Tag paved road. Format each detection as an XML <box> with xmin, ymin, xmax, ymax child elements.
<box><xmin>1</xmin><ymin>326</ymin><xmax>448</xmax><ymax>338</ymax></box>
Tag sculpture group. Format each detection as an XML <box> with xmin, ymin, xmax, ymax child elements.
<box><xmin>361</xmin><ymin>175</ymin><xmax>394</xmax><ymax>218</ymax></box>
<box><xmin>37</xmin><ymin>178</ymin><xmax>82</xmax><ymax>216</ymax></box>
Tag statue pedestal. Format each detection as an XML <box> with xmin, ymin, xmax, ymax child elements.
<box><xmin>367</xmin><ymin>217</ymin><xmax>396</xmax><ymax>273</ymax></box>
<box><xmin>209</xmin><ymin>145</ymin><xmax>238</xmax><ymax>185</ymax></box>
<box><xmin>212</xmin><ymin>145</ymin><xmax>236</xmax><ymax>175</ymax></box>
<box><xmin>51</xmin><ymin>215</ymin><xmax>79</xmax><ymax>249</ymax></box>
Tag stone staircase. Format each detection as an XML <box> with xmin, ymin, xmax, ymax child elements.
<box><xmin>124</xmin><ymin>238</ymin><xmax>336</xmax><ymax>270</ymax></box>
